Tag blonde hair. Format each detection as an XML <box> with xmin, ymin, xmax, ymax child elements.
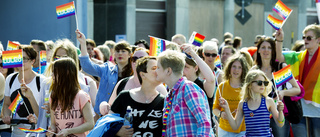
<box><xmin>202</xmin><ymin>41</ymin><xmax>218</xmax><ymax>52</ymax></box>
<box><xmin>303</xmin><ymin>24</ymin><xmax>320</xmax><ymax>38</ymax></box>
<box><xmin>241</xmin><ymin>70</ymin><xmax>272</xmax><ymax>101</ymax></box>
<box><xmin>157</xmin><ymin>50</ymin><xmax>185</xmax><ymax>76</ymax></box>
<box><xmin>223</xmin><ymin>54</ymin><xmax>249</xmax><ymax>83</ymax></box>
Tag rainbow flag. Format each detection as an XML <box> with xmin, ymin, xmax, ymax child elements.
<box><xmin>56</xmin><ymin>1</ymin><xmax>75</xmax><ymax>19</ymax></box>
<box><xmin>40</xmin><ymin>50</ymin><xmax>47</xmax><ymax>66</ymax></box>
<box><xmin>7</xmin><ymin>41</ymin><xmax>19</xmax><ymax>51</ymax></box>
<box><xmin>8</xmin><ymin>92</ymin><xmax>24</xmax><ymax>116</ymax></box>
<box><xmin>188</xmin><ymin>31</ymin><xmax>205</xmax><ymax>47</ymax></box>
<box><xmin>2</xmin><ymin>49</ymin><xmax>23</xmax><ymax>68</ymax></box>
<box><xmin>273</xmin><ymin>64</ymin><xmax>293</xmax><ymax>88</ymax></box>
<box><xmin>19</xmin><ymin>127</ymin><xmax>47</xmax><ymax>134</ymax></box>
<box><xmin>266</xmin><ymin>14</ymin><xmax>283</xmax><ymax>30</ymax></box>
<box><xmin>149</xmin><ymin>36</ymin><xmax>166</xmax><ymax>56</ymax></box>
<box><xmin>214</xmin><ymin>55</ymin><xmax>221</xmax><ymax>69</ymax></box>
<box><xmin>273</xmin><ymin>0</ymin><xmax>292</xmax><ymax>20</ymax></box>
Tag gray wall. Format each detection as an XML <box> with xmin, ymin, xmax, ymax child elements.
<box><xmin>0</xmin><ymin>0</ymin><xmax>87</xmax><ymax>48</ymax></box>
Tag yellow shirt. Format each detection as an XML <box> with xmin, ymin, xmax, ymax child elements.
<box><xmin>213</xmin><ymin>80</ymin><xmax>246</xmax><ymax>133</ymax></box>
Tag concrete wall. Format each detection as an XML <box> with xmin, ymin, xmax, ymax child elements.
<box><xmin>0</xmin><ymin>0</ymin><xmax>87</xmax><ymax>48</ymax></box>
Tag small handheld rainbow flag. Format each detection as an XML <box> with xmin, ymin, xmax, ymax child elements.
<box><xmin>273</xmin><ymin>64</ymin><xmax>293</xmax><ymax>88</ymax></box>
<box><xmin>188</xmin><ymin>31</ymin><xmax>205</xmax><ymax>47</ymax></box>
<box><xmin>8</xmin><ymin>92</ymin><xmax>24</xmax><ymax>116</ymax></box>
<box><xmin>56</xmin><ymin>1</ymin><xmax>75</xmax><ymax>19</ymax></box>
<box><xmin>19</xmin><ymin>127</ymin><xmax>47</xmax><ymax>134</ymax></box>
<box><xmin>149</xmin><ymin>36</ymin><xmax>166</xmax><ymax>56</ymax></box>
<box><xmin>214</xmin><ymin>55</ymin><xmax>221</xmax><ymax>69</ymax></box>
<box><xmin>266</xmin><ymin>15</ymin><xmax>283</xmax><ymax>30</ymax></box>
<box><xmin>273</xmin><ymin>0</ymin><xmax>292</xmax><ymax>20</ymax></box>
<box><xmin>7</xmin><ymin>41</ymin><xmax>19</xmax><ymax>51</ymax></box>
<box><xmin>2</xmin><ymin>49</ymin><xmax>23</xmax><ymax>68</ymax></box>
<box><xmin>40</xmin><ymin>51</ymin><xmax>47</xmax><ymax>66</ymax></box>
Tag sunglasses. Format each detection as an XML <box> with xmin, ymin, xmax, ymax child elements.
<box><xmin>132</xmin><ymin>56</ymin><xmax>144</xmax><ymax>62</ymax></box>
<box><xmin>252</xmin><ymin>80</ymin><xmax>269</xmax><ymax>86</ymax></box>
<box><xmin>302</xmin><ymin>36</ymin><xmax>316</xmax><ymax>41</ymax></box>
<box><xmin>204</xmin><ymin>53</ymin><xmax>217</xmax><ymax>57</ymax></box>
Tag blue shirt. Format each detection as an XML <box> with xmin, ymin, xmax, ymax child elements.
<box><xmin>79</xmin><ymin>55</ymin><xmax>118</xmax><ymax>115</ymax></box>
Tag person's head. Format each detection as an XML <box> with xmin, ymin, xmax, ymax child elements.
<box><xmin>183</xmin><ymin>57</ymin><xmax>200</xmax><ymax>81</ymax></box>
<box><xmin>254</xmin><ymin>35</ymin><xmax>262</xmax><ymax>46</ymax></box>
<box><xmin>166</xmin><ymin>42</ymin><xmax>181</xmax><ymax>52</ymax></box>
<box><xmin>196</xmin><ymin>47</ymin><xmax>204</xmax><ymax>60</ymax></box>
<box><xmin>233</xmin><ymin>36</ymin><xmax>242</xmax><ymax>49</ymax></box>
<box><xmin>115</xmin><ymin>41</ymin><xmax>133</xmax><ymax>78</ymax></box>
<box><xmin>239</xmin><ymin>50</ymin><xmax>254</xmax><ymax>69</ymax></box>
<box><xmin>256</xmin><ymin>37</ymin><xmax>277</xmax><ymax>70</ymax></box>
<box><xmin>210</xmin><ymin>38</ymin><xmax>219</xmax><ymax>45</ymax></box>
<box><xmin>18</xmin><ymin>45</ymin><xmax>37</xmax><ymax>71</ymax></box>
<box><xmin>30</xmin><ymin>40</ymin><xmax>46</xmax><ymax>67</ymax></box>
<box><xmin>291</xmin><ymin>40</ymin><xmax>305</xmax><ymax>52</ymax></box>
<box><xmin>302</xmin><ymin>24</ymin><xmax>320</xmax><ymax>51</ymax></box>
<box><xmin>104</xmin><ymin>40</ymin><xmax>116</xmax><ymax>61</ymax></box>
<box><xmin>223</xmin><ymin>32</ymin><xmax>233</xmax><ymax>41</ymax></box>
<box><xmin>171</xmin><ymin>34</ymin><xmax>186</xmax><ymax>45</ymax></box>
<box><xmin>86</xmin><ymin>39</ymin><xmax>96</xmax><ymax>58</ymax></box>
<box><xmin>0</xmin><ymin>53</ymin><xmax>15</xmax><ymax>78</ymax></box>
<box><xmin>45</xmin><ymin>40</ymin><xmax>55</xmax><ymax>63</ymax></box>
<box><xmin>223</xmin><ymin>54</ymin><xmax>249</xmax><ymax>83</ymax></box>
<box><xmin>202</xmin><ymin>41</ymin><xmax>218</xmax><ymax>66</ymax></box>
<box><xmin>136</xmin><ymin>56</ymin><xmax>159</xmax><ymax>85</ymax></box>
<box><xmin>134</xmin><ymin>39</ymin><xmax>149</xmax><ymax>49</ymax></box>
<box><xmin>131</xmin><ymin>47</ymin><xmax>149</xmax><ymax>75</ymax></box>
<box><xmin>50</xmin><ymin>58</ymin><xmax>80</xmax><ymax>112</ymax></box>
<box><xmin>224</xmin><ymin>38</ymin><xmax>233</xmax><ymax>46</ymax></box>
<box><xmin>221</xmin><ymin>46</ymin><xmax>236</xmax><ymax>65</ymax></box>
<box><xmin>156</xmin><ymin>50</ymin><xmax>186</xmax><ymax>82</ymax></box>
<box><xmin>241</xmin><ymin>70</ymin><xmax>272</xmax><ymax>101</ymax></box>
<box><xmin>97</xmin><ymin>45</ymin><xmax>111</xmax><ymax>62</ymax></box>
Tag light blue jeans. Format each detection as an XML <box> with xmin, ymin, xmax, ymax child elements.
<box><xmin>218</xmin><ymin>127</ymin><xmax>246</xmax><ymax>137</ymax></box>
<box><xmin>292</xmin><ymin>117</ymin><xmax>320</xmax><ymax>137</ymax></box>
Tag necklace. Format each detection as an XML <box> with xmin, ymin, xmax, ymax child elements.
<box><xmin>144</xmin><ymin>92</ymin><xmax>157</xmax><ymax>103</ymax></box>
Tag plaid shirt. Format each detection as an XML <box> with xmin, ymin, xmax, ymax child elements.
<box><xmin>163</xmin><ymin>77</ymin><xmax>214</xmax><ymax>137</ymax></box>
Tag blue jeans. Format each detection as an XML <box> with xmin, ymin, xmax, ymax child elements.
<box><xmin>218</xmin><ymin>127</ymin><xmax>246</xmax><ymax>137</ymax></box>
<box><xmin>270</xmin><ymin>118</ymin><xmax>290</xmax><ymax>137</ymax></box>
<box><xmin>292</xmin><ymin>117</ymin><xmax>320</xmax><ymax>137</ymax></box>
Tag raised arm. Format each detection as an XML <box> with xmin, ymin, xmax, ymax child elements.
<box><xmin>219</xmin><ymin>97</ymin><xmax>244</xmax><ymax>130</ymax></box>
<box><xmin>275</xmin><ymin>28</ymin><xmax>286</xmax><ymax>62</ymax></box>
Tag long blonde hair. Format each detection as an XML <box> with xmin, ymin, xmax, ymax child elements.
<box><xmin>241</xmin><ymin>70</ymin><xmax>272</xmax><ymax>101</ymax></box>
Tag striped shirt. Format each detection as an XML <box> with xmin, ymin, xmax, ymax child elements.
<box><xmin>243</xmin><ymin>96</ymin><xmax>271</xmax><ymax>137</ymax></box>
<box><xmin>163</xmin><ymin>77</ymin><xmax>214</xmax><ymax>137</ymax></box>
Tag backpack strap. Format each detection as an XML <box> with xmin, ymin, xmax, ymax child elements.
<box><xmin>36</xmin><ymin>75</ymin><xmax>40</xmax><ymax>92</ymax></box>
<box><xmin>9</xmin><ymin>73</ymin><xmax>19</xmax><ymax>89</ymax></box>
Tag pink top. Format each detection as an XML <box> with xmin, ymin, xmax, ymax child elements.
<box><xmin>50</xmin><ymin>90</ymin><xmax>91</xmax><ymax>137</ymax></box>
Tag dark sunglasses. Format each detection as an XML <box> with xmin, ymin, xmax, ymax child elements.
<box><xmin>204</xmin><ymin>53</ymin><xmax>217</xmax><ymax>57</ymax></box>
<box><xmin>252</xmin><ymin>80</ymin><xmax>269</xmax><ymax>86</ymax></box>
<box><xmin>132</xmin><ymin>56</ymin><xmax>144</xmax><ymax>62</ymax></box>
<box><xmin>302</xmin><ymin>36</ymin><xmax>316</xmax><ymax>41</ymax></box>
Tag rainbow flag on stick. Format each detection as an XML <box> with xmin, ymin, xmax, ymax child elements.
<box><xmin>40</xmin><ymin>50</ymin><xmax>47</xmax><ymax>66</ymax></box>
<box><xmin>56</xmin><ymin>1</ymin><xmax>75</xmax><ymax>19</ymax></box>
<box><xmin>273</xmin><ymin>0</ymin><xmax>292</xmax><ymax>20</ymax></box>
<box><xmin>7</xmin><ymin>41</ymin><xmax>19</xmax><ymax>51</ymax></box>
<box><xmin>266</xmin><ymin>15</ymin><xmax>283</xmax><ymax>30</ymax></box>
<box><xmin>273</xmin><ymin>64</ymin><xmax>293</xmax><ymax>88</ymax></box>
<box><xmin>149</xmin><ymin>36</ymin><xmax>166</xmax><ymax>56</ymax></box>
<box><xmin>2</xmin><ymin>49</ymin><xmax>23</xmax><ymax>68</ymax></box>
<box><xmin>8</xmin><ymin>92</ymin><xmax>24</xmax><ymax>116</ymax></box>
<box><xmin>214</xmin><ymin>55</ymin><xmax>221</xmax><ymax>69</ymax></box>
<box><xmin>19</xmin><ymin>127</ymin><xmax>47</xmax><ymax>134</ymax></box>
<box><xmin>188</xmin><ymin>31</ymin><xmax>205</xmax><ymax>47</ymax></box>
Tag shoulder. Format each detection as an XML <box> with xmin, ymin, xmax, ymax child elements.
<box><xmin>6</xmin><ymin>73</ymin><xmax>18</xmax><ymax>82</ymax></box>
<box><xmin>265</xmin><ymin>97</ymin><xmax>274</xmax><ymax>105</ymax></box>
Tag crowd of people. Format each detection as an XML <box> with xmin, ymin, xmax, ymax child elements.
<box><xmin>0</xmin><ymin>23</ymin><xmax>318</xmax><ymax>137</ymax></box>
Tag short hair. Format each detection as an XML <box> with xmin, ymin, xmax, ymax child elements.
<box><xmin>233</xmin><ymin>36</ymin><xmax>242</xmax><ymax>49</ymax></box>
<box><xmin>18</xmin><ymin>45</ymin><xmax>37</xmax><ymax>60</ymax></box>
<box><xmin>291</xmin><ymin>40</ymin><xmax>305</xmax><ymax>52</ymax></box>
<box><xmin>104</xmin><ymin>40</ymin><xmax>116</xmax><ymax>50</ymax></box>
<box><xmin>166</xmin><ymin>42</ymin><xmax>181</xmax><ymax>52</ymax></box>
<box><xmin>195</xmin><ymin>47</ymin><xmax>204</xmax><ymax>59</ymax></box>
<box><xmin>30</xmin><ymin>40</ymin><xmax>46</xmax><ymax>51</ymax></box>
<box><xmin>97</xmin><ymin>45</ymin><xmax>111</xmax><ymax>62</ymax></box>
<box><xmin>241</xmin><ymin>69</ymin><xmax>271</xmax><ymax>101</ymax></box>
<box><xmin>185</xmin><ymin>58</ymin><xmax>200</xmax><ymax>76</ymax></box>
<box><xmin>223</xmin><ymin>54</ymin><xmax>249</xmax><ymax>84</ymax></box>
<box><xmin>224</xmin><ymin>38</ymin><xmax>233</xmax><ymax>45</ymax></box>
<box><xmin>86</xmin><ymin>39</ymin><xmax>96</xmax><ymax>48</ymax></box>
<box><xmin>223</xmin><ymin>32</ymin><xmax>233</xmax><ymax>40</ymax></box>
<box><xmin>115</xmin><ymin>41</ymin><xmax>132</xmax><ymax>53</ymax></box>
<box><xmin>222</xmin><ymin>46</ymin><xmax>236</xmax><ymax>54</ymax></box>
<box><xmin>210</xmin><ymin>38</ymin><xmax>219</xmax><ymax>45</ymax></box>
<box><xmin>45</xmin><ymin>40</ymin><xmax>55</xmax><ymax>50</ymax></box>
<box><xmin>158</xmin><ymin>50</ymin><xmax>186</xmax><ymax>76</ymax></box>
<box><xmin>171</xmin><ymin>34</ymin><xmax>186</xmax><ymax>45</ymax></box>
<box><xmin>136</xmin><ymin>56</ymin><xmax>157</xmax><ymax>84</ymax></box>
<box><xmin>303</xmin><ymin>24</ymin><xmax>320</xmax><ymax>38</ymax></box>
<box><xmin>134</xmin><ymin>39</ymin><xmax>149</xmax><ymax>49</ymax></box>
<box><xmin>202</xmin><ymin>41</ymin><xmax>218</xmax><ymax>52</ymax></box>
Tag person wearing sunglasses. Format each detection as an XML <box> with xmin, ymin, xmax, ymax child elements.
<box><xmin>218</xmin><ymin>69</ymin><xmax>285</xmax><ymax>137</ymax></box>
<box><xmin>213</xmin><ymin>54</ymin><xmax>249</xmax><ymax>137</ymax></box>
<box><xmin>253</xmin><ymin>35</ymin><xmax>301</xmax><ymax>137</ymax></box>
<box><xmin>275</xmin><ymin>25</ymin><xmax>320</xmax><ymax>137</ymax></box>
<box><xmin>99</xmin><ymin>48</ymin><xmax>167</xmax><ymax>115</ymax></box>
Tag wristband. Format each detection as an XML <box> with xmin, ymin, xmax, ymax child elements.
<box><xmin>278</xmin><ymin>118</ymin><xmax>285</xmax><ymax>123</ymax></box>
<box><xmin>276</xmin><ymin>39</ymin><xmax>283</xmax><ymax>42</ymax></box>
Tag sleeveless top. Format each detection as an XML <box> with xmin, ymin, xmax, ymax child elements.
<box><xmin>243</xmin><ymin>96</ymin><xmax>271</xmax><ymax>137</ymax></box>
